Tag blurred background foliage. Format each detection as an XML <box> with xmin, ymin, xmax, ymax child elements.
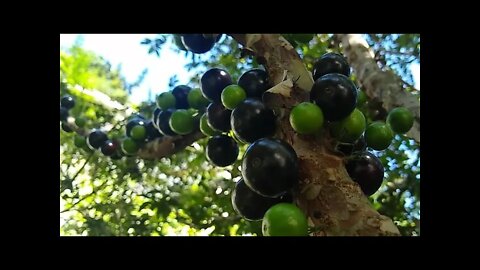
<box><xmin>60</xmin><ymin>34</ymin><xmax>420</xmax><ymax>236</ymax></box>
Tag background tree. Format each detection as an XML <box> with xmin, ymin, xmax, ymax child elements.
<box><xmin>60</xmin><ymin>34</ymin><xmax>420</xmax><ymax>236</ymax></box>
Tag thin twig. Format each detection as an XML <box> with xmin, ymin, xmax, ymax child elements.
<box><xmin>70</xmin><ymin>153</ymin><xmax>94</xmax><ymax>182</ymax></box>
<box><xmin>60</xmin><ymin>176</ymin><xmax>109</xmax><ymax>214</ymax></box>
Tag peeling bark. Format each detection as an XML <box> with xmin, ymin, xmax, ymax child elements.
<box><xmin>231</xmin><ymin>34</ymin><xmax>400</xmax><ymax>236</ymax></box>
<box><xmin>335</xmin><ymin>34</ymin><xmax>420</xmax><ymax>143</ymax></box>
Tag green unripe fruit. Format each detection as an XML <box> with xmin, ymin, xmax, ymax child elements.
<box><xmin>187</xmin><ymin>88</ymin><xmax>210</xmax><ymax>109</ymax></box>
<box><xmin>75</xmin><ymin>117</ymin><xmax>87</xmax><ymax>128</ymax></box>
<box><xmin>121</xmin><ymin>137</ymin><xmax>139</xmax><ymax>154</ymax></box>
<box><xmin>169</xmin><ymin>109</ymin><xmax>194</xmax><ymax>135</ymax></box>
<box><xmin>357</xmin><ymin>90</ymin><xmax>367</xmax><ymax>107</ymax></box>
<box><xmin>262</xmin><ymin>203</ymin><xmax>309</xmax><ymax>236</ymax></box>
<box><xmin>365</xmin><ymin>121</ymin><xmax>394</xmax><ymax>150</ymax></box>
<box><xmin>156</xmin><ymin>92</ymin><xmax>176</xmax><ymax>110</ymax></box>
<box><xmin>130</xmin><ymin>125</ymin><xmax>146</xmax><ymax>141</ymax></box>
<box><xmin>387</xmin><ymin>107</ymin><xmax>414</xmax><ymax>134</ymax></box>
<box><xmin>289</xmin><ymin>102</ymin><xmax>324</xmax><ymax>135</ymax></box>
<box><xmin>221</xmin><ymin>85</ymin><xmax>247</xmax><ymax>110</ymax></box>
<box><xmin>330</xmin><ymin>108</ymin><xmax>366</xmax><ymax>143</ymax></box>
<box><xmin>74</xmin><ymin>134</ymin><xmax>87</xmax><ymax>148</ymax></box>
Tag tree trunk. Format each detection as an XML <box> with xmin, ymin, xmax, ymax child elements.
<box><xmin>335</xmin><ymin>34</ymin><xmax>420</xmax><ymax>143</ymax></box>
<box><xmin>232</xmin><ymin>34</ymin><xmax>400</xmax><ymax>236</ymax></box>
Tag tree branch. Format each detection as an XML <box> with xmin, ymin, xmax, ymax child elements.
<box><xmin>60</xmin><ymin>169</ymin><xmax>109</xmax><ymax>214</ymax></box>
<box><xmin>70</xmin><ymin>153</ymin><xmax>94</xmax><ymax>182</ymax></box>
<box><xmin>137</xmin><ymin>131</ymin><xmax>205</xmax><ymax>160</ymax></box>
<box><xmin>335</xmin><ymin>34</ymin><xmax>420</xmax><ymax>143</ymax></box>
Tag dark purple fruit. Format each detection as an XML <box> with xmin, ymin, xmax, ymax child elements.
<box><xmin>87</xmin><ymin>130</ymin><xmax>108</xmax><ymax>150</ymax></box>
<box><xmin>202</xmin><ymin>34</ymin><xmax>223</xmax><ymax>42</ymax></box>
<box><xmin>206</xmin><ymin>135</ymin><xmax>239</xmax><ymax>167</ymax></box>
<box><xmin>345</xmin><ymin>151</ymin><xmax>384</xmax><ymax>196</ymax></box>
<box><xmin>206</xmin><ymin>102</ymin><xmax>231</xmax><ymax>132</ymax></box>
<box><xmin>145</xmin><ymin>120</ymin><xmax>162</xmax><ymax>141</ymax></box>
<box><xmin>61</xmin><ymin>122</ymin><xmax>73</xmax><ymax>133</ymax></box>
<box><xmin>312</xmin><ymin>53</ymin><xmax>350</xmax><ymax>81</ymax></box>
<box><xmin>181</xmin><ymin>34</ymin><xmax>216</xmax><ymax>54</ymax></box>
<box><xmin>200</xmin><ymin>68</ymin><xmax>233</xmax><ymax>102</ymax></box>
<box><xmin>157</xmin><ymin>109</ymin><xmax>177</xmax><ymax>136</ymax></box>
<box><xmin>60</xmin><ymin>95</ymin><xmax>75</xmax><ymax>109</ymax></box>
<box><xmin>60</xmin><ymin>106</ymin><xmax>69</xmax><ymax>121</ymax></box>
<box><xmin>242</xmin><ymin>138</ymin><xmax>298</xmax><ymax>198</ymax></box>
<box><xmin>101</xmin><ymin>140</ymin><xmax>118</xmax><ymax>156</ymax></box>
<box><xmin>232</xmin><ymin>179</ymin><xmax>286</xmax><ymax>221</ymax></box>
<box><xmin>152</xmin><ymin>108</ymin><xmax>162</xmax><ymax>128</ymax></box>
<box><xmin>310</xmin><ymin>73</ymin><xmax>357</xmax><ymax>121</ymax></box>
<box><xmin>231</xmin><ymin>98</ymin><xmax>276</xmax><ymax>143</ymax></box>
<box><xmin>237</xmin><ymin>69</ymin><xmax>269</xmax><ymax>98</ymax></box>
<box><xmin>126</xmin><ymin>117</ymin><xmax>146</xmax><ymax>138</ymax></box>
<box><xmin>337</xmin><ymin>135</ymin><xmax>367</xmax><ymax>156</ymax></box>
<box><xmin>172</xmin><ymin>85</ymin><xmax>192</xmax><ymax>109</ymax></box>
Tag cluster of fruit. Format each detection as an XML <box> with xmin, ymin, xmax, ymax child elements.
<box><xmin>191</xmin><ymin>67</ymin><xmax>308</xmax><ymax>236</ymax></box>
<box><xmin>289</xmin><ymin>52</ymin><xmax>414</xmax><ymax>196</ymax></box>
<box><xmin>60</xmin><ymin>48</ymin><xmax>415</xmax><ymax>236</ymax></box>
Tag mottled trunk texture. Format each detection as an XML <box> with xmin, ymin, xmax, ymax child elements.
<box><xmin>232</xmin><ymin>34</ymin><xmax>400</xmax><ymax>236</ymax></box>
<box><xmin>335</xmin><ymin>34</ymin><xmax>420</xmax><ymax>143</ymax></box>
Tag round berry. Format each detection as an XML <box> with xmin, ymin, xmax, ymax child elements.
<box><xmin>172</xmin><ymin>85</ymin><xmax>192</xmax><ymax>109</ymax></box>
<box><xmin>169</xmin><ymin>109</ymin><xmax>194</xmax><ymax>135</ymax></box>
<box><xmin>199</xmin><ymin>113</ymin><xmax>220</xmax><ymax>137</ymax></box>
<box><xmin>156</xmin><ymin>92</ymin><xmax>176</xmax><ymax>110</ymax></box>
<box><xmin>200</xmin><ymin>68</ymin><xmax>233</xmax><ymax>102</ymax></box>
<box><xmin>60</xmin><ymin>106</ymin><xmax>69</xmax><ymax>121</ymax></box>
<box><xmin>187</xmin><ymin>88</ymin><xmax>210</xmax><ymax>110</ymax></box>
<box><xmin>262</xmin><ymin>203</ymin><xmax>308</xmax><ymax>236</ymax></box>
<box><xmin>181</xmin><ymin>34</ymin><xmax>216</xmax><ymax>54</ymax></box>
<box><xmin>221</xmin><ymin>84</ymin><xmax>247</xmax><ymax>110</ymax></box>
<box><xmin>330</xmin><ymin>108</ymin><xmax>366</xmax><ymax>143</ymax></box>
<box><xmin>87</xmin><ymin>130</ymin><xmax>108</xmax><ymax>150</ymax></box>
<box><xmin>387</xmin><ymin>107</ymin><xmax>414</xmax><ymax>134</ymax></box>
<box><xmin>206</xmin><ymin>135</ymin><xmax>239</xmax><ymax>167</ymax></box>
<box><xmin>232</xmin><ymin>179</ymin><xmax>286</xmax><ymax>221</ymax></box>
<box><xmin>231</xmin><ymin>98</ymin><xmax>276</xmax><ymax>143</ymax></box>
<box><xmin>345</xmin><ymin>151</ymin><xmax>384</xmax><ymax>196</ymax></box>
<box><xmin>238</xmin><ymin>69</ymin><xmax>269</xmax><ymax>98</ymax></box>
<box><xmin>60</xmin><ymin>95</ymin><xmax>75</xmax><ymax>109</ymax></box>
<box><xmin>310</xmin><ymin>73</ymin><xmax>357</xmax><ymax>121</ymax></box>
<box><xmin>242</xmin><ymin>138</ymin><xmax>298</xmax><ymax>198</ymax></box>
<box><xmin>365</xmin><ymin>121</ymin><xmax>394</xmax><ymax>150</ymax></box>
<box><xmin>206</xmin><ymin>102</ymin><xmax>231</xmax><ymax>132</ymax></box>
<box><xmin>289</xmin><ymin>102</ymin><xmax>324</xmax><ymax>135</ymax></box>
<box><xmin>312</xmin><ymin>52</ymin><xmax>350</xmax><ymax>81</ymax></box>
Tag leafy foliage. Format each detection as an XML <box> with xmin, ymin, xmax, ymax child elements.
<box><xmin>60</xmin><ymin>34</ymin><xmax>420</xmax><ymax>236</ymax></box>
